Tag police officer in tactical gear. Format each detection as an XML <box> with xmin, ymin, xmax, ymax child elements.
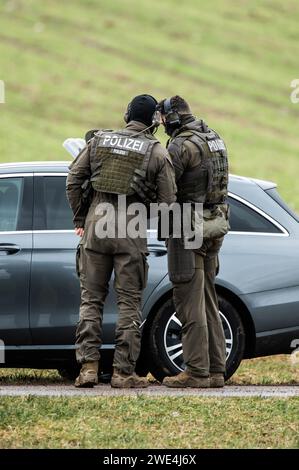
<box><xmin>158</xmin><ymin>95</ymin><xmax>229</xmax><ymax>388</ymax></box>
<box><xmin>66</xmin><ymin>94</ymin><xmax>176</xmax><ymax>388</ymax></box>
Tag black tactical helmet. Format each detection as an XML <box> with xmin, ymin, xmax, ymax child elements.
<box><xmin>124</xmin><ymin>94</ymin><xmax>158</xmax><ymax>127</ymax></box>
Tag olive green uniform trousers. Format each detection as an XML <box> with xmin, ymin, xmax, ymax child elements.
<box><xmin>172</xmin><ymin>238</ymin><xmax>226</xmax><ymax>377</ymax></box>
<box><xmin>76</xmin><ymin>237</ymin><xmax>148</xmax><ymax>375</ymax></box>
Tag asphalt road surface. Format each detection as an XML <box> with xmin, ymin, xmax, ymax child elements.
<box><xmin>0</xmin><ymin>384</ymin><xmax>298</xmax><ymax>397</ymax></box>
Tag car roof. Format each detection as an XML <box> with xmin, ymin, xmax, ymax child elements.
<box><xmin>0</xmin><ymin>161</ymin><xmax>71</xmax><ymax>173</ymax></box>
<box><xmin>228</xmin><ymin>174</ymin><xmax>276</xmax><ymax>190</ymax></box>
<box><xmin>0</xmin><ymin>162</ymin><xmax>277</xmax><ymax>191</ymax></box>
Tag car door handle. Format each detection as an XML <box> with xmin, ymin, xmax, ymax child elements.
<box><xmin>0</xmin><ymin>244</ymin><xmax>21</xmax><ymax>255</ymax></box>
<box><xmin>148</xmin><ymin>244</ymin><xmax>167</xmax><ymax>257</ymax></box>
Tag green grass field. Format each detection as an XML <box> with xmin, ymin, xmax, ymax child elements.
<box><xmin>0</xmin><ymin>395</ymin><xmax>298</xmax><ymax>448</ymax></box>
<box><xmin>1</xmin><ymin>0</ymin><xmax>299</xmax><ymax>209</ymax></box>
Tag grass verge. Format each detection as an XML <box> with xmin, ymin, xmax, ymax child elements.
<box><xmin>0</xmin><ymin>355</ymin><xmax>298</xmax><ymax>385</ymax></box>
<box><xmin>0</xmin><ymin>396</ymin><xmax>298</xmax><ymax>449</ymax></box>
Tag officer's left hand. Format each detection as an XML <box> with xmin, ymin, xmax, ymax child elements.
<box><xmin>75</xmin><ymin>227</ymin><xmax>84</xmax><ymax>237</ymax></box>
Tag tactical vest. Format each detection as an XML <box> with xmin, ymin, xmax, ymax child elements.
<box><xmin>168</xmin><ymin>123</ymin><xmax>228</xmax><ymax>205</ymax></box>
<box><xmin>89</xmin><ymin>130</ymin><xmax>158</xmax><ymax>202</ymax></box>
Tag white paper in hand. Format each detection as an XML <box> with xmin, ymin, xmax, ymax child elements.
<box><xmin>63</xmin><ymin>138</ymin><xmax>86</xmax><ymax>159</ymax></box>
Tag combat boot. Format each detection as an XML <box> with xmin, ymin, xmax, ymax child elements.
<box><xmin>111</xmin><ymin>369</ymin><xmax>149</xmax><ymax>388</ymax></box>
<box><xmin>75</xmin><ymin>361</ymin><xmax>99</xmax><ymax>388</ymax></box>
<box><xmin>163</xmin><ymin>370</ymin><xmax>210</xmax><ymax>388</ymax></box>
<box><xmin>210</xmin><ymin>373</ymin><xmax>225</xmax><ymax>388</ymax></box>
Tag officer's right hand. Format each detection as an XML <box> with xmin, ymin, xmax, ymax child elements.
<box><xmin>75</xmin><ymin>227</ymin><xmax>84</xmax><ymax>237</ymax></box>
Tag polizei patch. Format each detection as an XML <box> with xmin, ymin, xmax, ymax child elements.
<box><xmin>207</xmin><ymin>139</ymin><xmax>226</xmax><ymax>152</ymax></box>
<box><xmin>99</xmin><ymin>134</ymin><xmax>149</xmax><ymax>154</ymax></box>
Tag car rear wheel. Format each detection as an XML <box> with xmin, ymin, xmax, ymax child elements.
<box><xmin>147</xmin><ymin>295</ymin><xmax>245</xmax><ymax>382</ymax></box>
<box><xmin>57</xmin><ymin>364</ymin><xmax>80</xmax><ymax>381</ymax></box>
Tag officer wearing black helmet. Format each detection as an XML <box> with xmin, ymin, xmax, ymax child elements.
<box><xmin>66</xmin><ymin>94</ymin><xmax>176</xmax><ymax>388</ymax></box>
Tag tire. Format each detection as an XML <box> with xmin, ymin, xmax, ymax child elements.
<box><xmin>58</xmin><ymin>365</ymin><xmax>80</xmax><ymax>381</ymax></box>
<box><xmin>135</xmin><ymin>341</ymin><xmax>150</xmax><ymax>377</ymax></box>
<box><xmin>147</xmin><ymin>295</ymin><xmax>245</xmax><ymax>382</ymax></box>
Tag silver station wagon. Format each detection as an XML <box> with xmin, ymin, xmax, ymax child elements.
<box><xmin>0</xmin><ymin>161</ymin><xmax>299</xmax><ymax>381</ymax></box>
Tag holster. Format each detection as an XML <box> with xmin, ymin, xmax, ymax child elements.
<box><xmin>167</xmin><ymin>237</ymin><xmax>195</xmax><ymax>283</ymax></box>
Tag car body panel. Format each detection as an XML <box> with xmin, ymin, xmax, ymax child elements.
<box><xmin>218</xmin><ymin>234</ymin><xmax>299</xmax><ymax>294</ymax></box>
<box><xmin>0</xmin><ymin>231</ymin><xmax>32</xmax><ymax>345</ymax></box>
<box><xmin>30</xmin><ymin>233</ymin><xmax>169</xmax><ymax>345</ymax></box>
<box><xmin>30</xmin><ymin>231</ymin><xmax>80</xmax><ymax>344</ymax></box>
<box><xmin>241</xmin><ymin>287</ymin><xmax>299</xmax><ymax>332</ymax></box>
<box><xmin>0</xmin><ymin>173</ymin><xmax>33</xmax><ymax>345</ymax></box>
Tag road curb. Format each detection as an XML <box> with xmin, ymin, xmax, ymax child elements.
<box><xmin>0</xmin><ymin>385</ymin><xmax>298</xmax><ymax>398</ymax></box>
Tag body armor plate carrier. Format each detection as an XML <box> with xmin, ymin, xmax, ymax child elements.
<box><xmin>89</xmin><ymin>130</ymin><xmax>158</xmax><ymax>202</ymax></box>
<box><xmin>168</xmin><ymin>123</ymin><xmax>229</xmax><ymax>205</ymax></box>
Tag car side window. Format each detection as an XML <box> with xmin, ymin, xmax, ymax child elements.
<box><xmin>228</xmin><ymin>196</ymin><xmax>281</xmax><ymax>233</ymax></box>
<box><xmin>0</xmin><ymin>177</ymin><xmax>24</xmax><ymax>231</ymax></box>
<box><xmin>43</xmin><ymin>176</ymin><xmax>73</xmax><ymax>230</ymax></box>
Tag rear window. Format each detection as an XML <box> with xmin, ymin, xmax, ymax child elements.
<box><xmin>228</xmin><ymin>196</ymin><xmax>282</xmax><ymax>233</ymax></box>
<box><xmin>43</xmin><ymin>176</ymin><xmax>73</xmax><ymax>230</ymax></box>
<box><xmin>266</xmin><ymin>188</ymin><xmax>299</xmax><ymax>223</ymax></box>
<box><xmin>34</xmin><ymin>176</ymin><xmax>73</xmax><ymax>230</ymax></box>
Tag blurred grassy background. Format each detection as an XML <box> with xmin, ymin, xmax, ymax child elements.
<box><xmin>0</xmin><ymin>0</ymin><xmax>299</xmax><ymax>210</ymax></box>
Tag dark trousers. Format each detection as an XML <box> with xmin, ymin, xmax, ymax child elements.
<box><xmin>76</xmin><ymin>239</ymin><xmax>148</xmax><ymax>375</ymax></box>
<box><xmin>172</xmin><ymin>238</ymin><xmax>226</xmax><ymax>377</ymax></box>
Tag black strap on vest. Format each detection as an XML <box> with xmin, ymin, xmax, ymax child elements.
<box><xmin>90</xmin><ymin>131</ymin><xmax>102</xmax><ymax>159</ymax></box>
